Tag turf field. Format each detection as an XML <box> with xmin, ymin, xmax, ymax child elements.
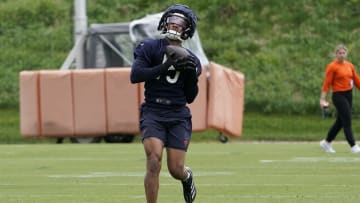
<box><xmin>0</xmin><ymin>142</ymin><xmax>359</xmax><ymax>203</ymax></box>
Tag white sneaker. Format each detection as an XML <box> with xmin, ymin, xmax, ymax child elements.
<box><xmin>351</xmin><ymin>145</ymin><xmax>360</xmax><ymax>153</ymax></box>
<box><xmin>320</xmin><ymin>140</ymin><xmax>336</xmax><ymax>153</ymax></box>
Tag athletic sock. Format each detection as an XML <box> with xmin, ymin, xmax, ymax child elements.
<box><xmin>182</xmin><ymin>169</ymin><xmax>190</xmax><ymax>181</ymax></box>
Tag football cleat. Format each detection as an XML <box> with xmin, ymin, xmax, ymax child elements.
<box><xmin>182</xmin><ymin>167</ymin><xmax>196</xmax><ymax>203</ymax></box>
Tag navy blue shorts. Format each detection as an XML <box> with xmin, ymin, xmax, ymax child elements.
<box><xmin>140</xmin><ymin>106</ymin><xmax>192</xmax><ymax>151</ymax></box>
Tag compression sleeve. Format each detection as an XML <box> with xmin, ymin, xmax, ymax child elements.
<box><xmin>130</xmin><ymin>41</ymin><xmax>166</xmax><ymax>83</ymax></box>
<box><xmin>130</xmin><ymin>58</ymin><xmax>163</xmax><ymax>83</ymax></box>
<box><xmin>184</xmin><ymin>71</ymin><xmax>198</xmax><ymax>103</ymax></box>
<box><xmin>183</xmin><ymin>60</ymin><xmax>201</xmax><ymax>103</ymax></box>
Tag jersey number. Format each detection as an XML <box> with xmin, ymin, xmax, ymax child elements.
<box><xmin>157</xmin><ymin>55</ymin><xmax>180</xmax><ymax>83</ymax></box>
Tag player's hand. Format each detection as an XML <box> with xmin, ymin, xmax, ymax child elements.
<box><xmin>159</xmin><ymin>58</ymin><xmax>174</xmax><ymax>73</ymax></box>
<box><xmin>174</xmin><ymin>55</ymin><xmax>197</xmax><ymax>71</ymax></box>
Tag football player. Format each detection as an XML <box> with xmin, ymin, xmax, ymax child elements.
<box><xmin>130</xmin><ymin>4</ymin><xmax>200</xmax><ymax>203</ymax></box>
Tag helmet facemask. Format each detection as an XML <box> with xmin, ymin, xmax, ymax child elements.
<box><xmin>157</xmin><ymin>4</ymin><xmax>197</xmax><ymax>40</ymax></box>
<box><xmin>163</xmin><ymin>13</ymin><xmax>188</xmax><ymax>41</ymax></box>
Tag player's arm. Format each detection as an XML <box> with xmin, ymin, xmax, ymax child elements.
<box><xmin>183</xmin><ymin>57</ymin><xmax>201</xmax><ymax>103</ymax></box>
<box><xmin>130</xmin><ymin>57</ymin><xmax>169</xmax><ymax>83</ymax></box>
<box><xmin>130</xmin><ymin>42</ymin><xmax>171</xmax><ymax>83</ymax></box>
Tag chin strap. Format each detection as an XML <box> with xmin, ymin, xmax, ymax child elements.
<box><xmin>163</xmin><ymin>29</ymin><xmax>183</xmax><ymax>41</ymax></box>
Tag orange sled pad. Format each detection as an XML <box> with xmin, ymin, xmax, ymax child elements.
<box><xmin>19</xmin><ymin>71</ymin><xmax>40</xmax><ymax>137</ymax></box>
<box><xmin>39</xmin><ymin>70</ymin><xmax>74</xmax><ymax>137</ymax></box>
<box><xmin>105</xmin><ymin>68</ymin><xmax>140</xmax><ymax>134</ymax></box>
<box><xmin>207</xmin><ymin>62</ymin><xmax>245</xmax><ymax>137</ymax></box>
<box><xmin>72</xmin><ymin>69</ymin><xmax>107</xmax><ymax>136</ymax></box>
<box><xmin>188</xmin><ymin>65</ymin><xmax>208</xmax><ymax>132</ymax></box>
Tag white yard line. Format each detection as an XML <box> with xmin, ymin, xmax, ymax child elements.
<box><xmin>261</xmin><ymin>157</ymin><xmax>360</xmax><ymax>163</ymax></box>
<box><xmin>47</xmin><ymin>171</ymin><xmax>234</xmax><ymax>178</ymax></box>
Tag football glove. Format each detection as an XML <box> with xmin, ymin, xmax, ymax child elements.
<box><xmin>174</xmin><ymin>55</ymin><xmax>197</xmax><ymax>71</ymax></box>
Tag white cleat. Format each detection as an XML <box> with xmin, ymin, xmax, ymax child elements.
<box><xmin>351</xmin><ymin>145</ymin><xmax>360</xmax><ymax>154</ymax></box>
<box><xmin>320</xmin><ymin>140</ymin><xmax>336</xmax><ymax>153</ymax></box>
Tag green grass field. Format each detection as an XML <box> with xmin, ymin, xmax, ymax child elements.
<box><xmin>1</xmin><ymin>142</ymin><xmax>360</xmax><ymax>203</ymax></box>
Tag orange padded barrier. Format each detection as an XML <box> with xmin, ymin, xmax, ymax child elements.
<box><xmin>19</xmin><ymin>63</ymin><xmax>245</xmax><ymax>139</ymax></box>
<box><xmin>39</xmin><ymin>70</ymin><xmax>74</xmax><ymax>137</ymax></box>
<box><xmin>207</xmin><ymin>62</ymin><xmax>245</xmax><ymax>137</ymax></box>
<box><xmin>72</xmin><ymin>69</ymin><xmax>107</xmax><ymax>136</ymax></box>
<box><xmin>105</xmin><ymin>68</ymin><xmax>140</xmax><ymax>134</ymax></box>
<box><xmin>188</xmin><ymin>66</ymin><xmax>208</xmax><ymax>132</ymax></box>
<box><xmin>19</xmin><ymin>71</ymin><xmax>40</xmax><ymax>137</ymax></box>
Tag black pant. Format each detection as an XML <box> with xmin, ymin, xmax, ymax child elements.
<box><xmin>326</xmin><ymin>90</ymin><xmax>356</xmax><ymax>147</ymax></box>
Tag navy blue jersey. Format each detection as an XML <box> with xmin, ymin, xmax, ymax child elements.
<box><xmin>130</xmin><ymin>38</ymin><xmax>201</xmax><ymax>118</ymax></box>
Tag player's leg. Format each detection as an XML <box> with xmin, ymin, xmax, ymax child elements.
<box><xmin>167</xmin><ymin>148</ymin><xmax>196</xmax><ymax>203</ymax></box>
<box><xmin>166</xmin><ymin>118</ymin><xmax>196</xmax><ymax>203</ymax></box>
<box><xmin>140</xmin><ymin>108</ymin><xmax>167</xmax><ymax>203</ymax></box>
<box><xmin>143</xmin><ymin>137</ymin><xmax>164</xmax><ymax>203</ymax></box>
<box><xmin>166</xmin><ymin>118</ymin><xmax>192</xmax><ymax>180</ymax></box>
<box><xmin>166</xmin><ymin>148</ymin><xmax>187</xmax><ymax>180</ymax></box>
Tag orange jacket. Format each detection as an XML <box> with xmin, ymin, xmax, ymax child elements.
<box><xmin>322</xmin><ymin>60</ymin><xmax>360</xmax><ymax>93</ymax></box>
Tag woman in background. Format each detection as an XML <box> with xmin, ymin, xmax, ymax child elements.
<box><xmin>320</xmin><ymin>44</ymin><xmax>360</xmax><ymax>153</ymax></box>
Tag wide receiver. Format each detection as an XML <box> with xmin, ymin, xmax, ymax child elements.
<box><xmin>130</xmin><ymin>4</ymin><xmax>200</xmax><ymax>203</ymax></box>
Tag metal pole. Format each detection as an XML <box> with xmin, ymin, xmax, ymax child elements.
<box><xmin>74</xmin><ymin>0</ymin><xmax>87</xmax><ymax>69</ymax></box>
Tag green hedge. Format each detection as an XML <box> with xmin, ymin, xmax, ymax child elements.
<box><xmin>1</xmin><ymin>0</ymin><xmax>360</xmax><ymax>114</ymax></box>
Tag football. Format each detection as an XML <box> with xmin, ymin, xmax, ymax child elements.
<box><xmin>165</xmin><ymin>45</ymin><xmax>190</xmax><ymax>61</ymax></box>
